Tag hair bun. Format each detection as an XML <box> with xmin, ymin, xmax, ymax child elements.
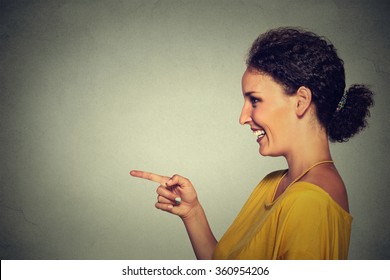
<box><xmin>328</xmin><ymin>84</ymin><xmax>374</xmax><ymax>142</ymax></box>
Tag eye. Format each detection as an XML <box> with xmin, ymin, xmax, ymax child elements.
<box><xmin>249</xmin><ymin>96</ymin><xmax>261</xmax><ymax>107</ymax></box>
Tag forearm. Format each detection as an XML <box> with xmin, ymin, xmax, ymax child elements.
<box><xmin>182</xmin><ymin>204</ymin><xmax>217</xmax><ymax>260</ymax></box>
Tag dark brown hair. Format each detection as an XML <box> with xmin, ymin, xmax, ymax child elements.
<box><xmin>246</xmin><ymin>27</ymin><xmax>374</xmax><ymax>142</ymax></box>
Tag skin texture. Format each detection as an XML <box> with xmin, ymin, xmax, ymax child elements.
<box><xmin>129</xmin><ymin>170</ymin><xmax>217</xmax><ymax>260</ymax></box>
<box><xmin>130</xmin><ymin>67</ymin><xmax>349</xmax><ymax>260</ymax></box>
<box><xmin>239</xmin><ymin>68</ymin><xmax>349</xmax><ymax>211</ymax></box>
<box><xmin>240</xmin><ymin>69</ymin><xmax>297</xmax><ymax>157</ymax></box>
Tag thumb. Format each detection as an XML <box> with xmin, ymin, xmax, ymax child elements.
<box><xmin>165</xmin><ymin>174</ymin><xmax>191</xmax><ymax>188</ymax></box>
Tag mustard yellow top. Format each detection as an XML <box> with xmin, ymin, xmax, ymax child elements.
<box><xmin>212</xmin><ymin>170</ymin><xmax>352</xmax><ymax>260</ymax></box>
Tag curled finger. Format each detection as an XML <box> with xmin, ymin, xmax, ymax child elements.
<box><xmin>157</xmin><ymin>186</ymin><xmax>181</xmax><ymax>204</ymax></box>
<box><xmin>165</xmin><ymin>174</ymin><xmax>191</xmax><ymax>189</ymax></box>
<box><xmin>157</xmin><ymin>195</ymin><xmax>173</xmax><ymax>204</ymax></box>
<box><xmin>155</xmin><ymin>202</ymin><xmax>174</xmax><ymax>212</ymax></box>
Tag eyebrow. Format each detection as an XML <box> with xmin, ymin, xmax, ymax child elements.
<box><xmin>243</xmin><ymin>91</ymin><xmax>259</xmax><ymax>97</ymax></box>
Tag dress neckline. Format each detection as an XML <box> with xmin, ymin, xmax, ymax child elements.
<box><xmin>265</xmin><ymin>160</ymin><xmax>334</xmax><ymax>209</ymax></box>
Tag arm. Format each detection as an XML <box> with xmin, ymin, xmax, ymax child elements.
<box><xmin>181</xmin><ymin>203</ymin><xmax>217</xmax><ymax>260</ymax></box>
<box><xmin>130</xmin><ymin>171</ymin><xmax>217</xmax><ymax>259</ymax></box>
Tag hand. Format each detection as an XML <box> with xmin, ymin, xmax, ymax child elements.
<box><xmin>130</xmin><ymin>170</ymin><xmax>199</xmax><ymax>219</ymax></box>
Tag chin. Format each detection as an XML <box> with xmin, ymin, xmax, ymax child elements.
<box><xmin>258</xmin><ymin>148</ymin><xmax>271</xmax><ymax>157</ymax></box>
<box><xmin>258</xmin><ymin>146</ymin><xmax>282</xmax><ymax>157</ymax></box>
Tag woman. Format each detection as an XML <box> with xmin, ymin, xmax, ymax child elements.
<box><xmin>130</xmin><ymin>27</ymin><xmax>374</xmax><ymax>259</ymax></box>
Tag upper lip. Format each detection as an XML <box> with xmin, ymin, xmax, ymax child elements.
<box><xmin>251</xmin><ymin>127</ymin><xmax>264</xmax><ymax>131</ymax></box>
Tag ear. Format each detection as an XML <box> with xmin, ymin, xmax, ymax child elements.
<box><xmin>295</xmin><ymin>86</ymin><xmax>312</xmax><ymax>117</ymax></box>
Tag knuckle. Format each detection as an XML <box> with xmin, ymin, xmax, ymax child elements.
<box><xmin>171</xmin><ymin>174</ymin><xmax>180</xmax><ymax>180</ymax></box>
<box><xmin>171</xmin><ymin>174</ymin><xmax>190</xmax><ymax>183</ymax></box>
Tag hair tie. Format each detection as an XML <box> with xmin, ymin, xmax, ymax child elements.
<box><xmin>336</xmin><ymin>91</ymin><xmax>348</xmax><ymax>112</ymax></box>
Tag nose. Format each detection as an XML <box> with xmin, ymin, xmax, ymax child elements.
<box><xmin>239</xmin><ymin>104</ymin><xmax>252</xmax><ymax>125</ymax></box>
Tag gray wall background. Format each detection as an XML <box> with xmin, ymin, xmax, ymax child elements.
<box><xmin>1</xmin><ymin>0</ymin><xmax>389</xmax><ymax>260</ymax></box>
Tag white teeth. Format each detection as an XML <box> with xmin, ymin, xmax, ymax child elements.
<box><xmin>253</xmin><ymin>129</ymin><xmax>266</xmax><ymax>139</ymax></box>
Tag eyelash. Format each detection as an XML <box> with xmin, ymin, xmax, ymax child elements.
<box><xmin>250</xmin><ymin>96</ymin><xmax>261</xmax><ymax>107</ymax></box>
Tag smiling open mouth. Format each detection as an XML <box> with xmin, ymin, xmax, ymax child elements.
<box><xmin>253</xmin><ymin>129</ymin><xmax>266</xmax><ymax>140</ymax></box>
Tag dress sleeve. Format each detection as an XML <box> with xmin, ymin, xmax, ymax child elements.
<box><xmin>276</xmin><ymin>188</ymin><xmax>344</xmax><ymax>260</ymax></box>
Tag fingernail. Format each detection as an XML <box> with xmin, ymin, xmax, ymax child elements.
<box><xmin>165</xmin><ymin>179</ymin><xmax>172</xmax><ymax>186</ymax></box>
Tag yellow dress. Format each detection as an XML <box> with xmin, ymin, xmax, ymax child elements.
<box><xmin>212</xmin><ymin>170</ymin><xmax>352</xmax><ymax>260</ymax></box>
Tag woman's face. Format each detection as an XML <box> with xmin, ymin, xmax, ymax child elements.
<box><xmin>240</xmin><ymin>68</ymin><xmax>297</xmax><ymax>157</ymax></box>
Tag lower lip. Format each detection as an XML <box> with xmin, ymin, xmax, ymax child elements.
<box><xmin>256</xmin><ymin>135</ymin><xmax>265</xmax><ymax>143</ymax></box>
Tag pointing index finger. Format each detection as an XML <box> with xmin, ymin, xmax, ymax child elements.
<box><xmin>130</xmin><ymin>170</ymin><xmax>170</xmax><ymax>185</ymax></box>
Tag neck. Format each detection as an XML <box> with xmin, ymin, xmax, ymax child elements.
<box><xmin>284</xmin><ymin>126</ymin><xmax>332</xmax><ymax>180</ymax></box>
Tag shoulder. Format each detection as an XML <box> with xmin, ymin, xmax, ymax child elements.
<box><xmin>280</xmin><ymin>183</ymin><xmax>351</xmax><ymax>224</ymax></box>
<box><xmin>298</xmin><ymin>165</ymin><xmax>350</xmax><ymax>213</ymax></box>
<box><xmin>283</xmin><ymin>184</ymin><xmax>330</xmax><ymax>211</ymax></box>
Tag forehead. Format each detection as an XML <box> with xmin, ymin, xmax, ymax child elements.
<box><xmin>242</xmin><ymin>68</ymin><xmax>276</xmax><ymax>92</ymax></box>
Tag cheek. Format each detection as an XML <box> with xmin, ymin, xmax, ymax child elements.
<box><xmin>253</xmin><ymin>106</ymin><xmax>277</xmax><ymax>122</ymax></box>
<box><xmin>251</xmin><ymin>109</ymin><xmax>265</xmax><ymax>123</ymax></box>
<box><xmin>266</xmin><ymin>108</ymin><xmax>292</xmax><ymax>132</ymax></box>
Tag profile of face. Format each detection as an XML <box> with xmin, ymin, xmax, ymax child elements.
<box><xmin>239</xmin><ymin>68</ymin><xmax>298</xmax><ymax>157</ymax></box>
